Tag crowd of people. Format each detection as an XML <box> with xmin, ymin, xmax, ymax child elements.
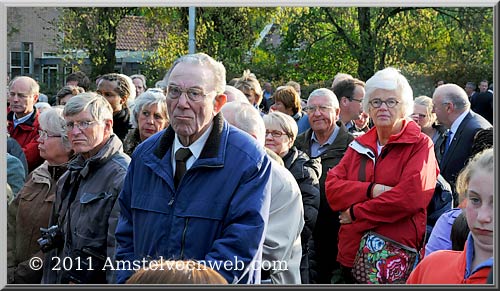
<box><xmin>6</xmin><ymin>52</ymin><xmax>494</xmax><ymax>285</ymax></box>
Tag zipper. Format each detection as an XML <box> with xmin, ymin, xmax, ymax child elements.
<box><xmin>180</xmin><ymin>218</ymin><xmax>189</xmax><ymax>259</ymax></box>
<box><xmin>168</xmin><ymin>164</ymin><xmax>223</xmax><ymax>206</ymax></box>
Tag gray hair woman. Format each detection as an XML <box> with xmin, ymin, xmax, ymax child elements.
<box><xmin>412</xmin><ymin>95</ymin><xmax>446</xmax><ymax>145</ymax></box>
<box><xmin>326</xmin><ymin>67</ymin><xmax>439</xmax><ymax>283</ymax></box>
<box><xmin>263</xmin><ymin>111</ymin><xmax>321</xmax><ymax>283</ymax></box>
<box><xmin>7</xmin><ymin>106</ymin><xmax>73</xmax><ymax>284</ymax></box>
<box><xmin>123</xmin><ymin>90</ymin><xmax>169</xmax><ymax>155</ymax></box>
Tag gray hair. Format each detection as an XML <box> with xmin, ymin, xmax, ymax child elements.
<box><xmin>130</xmin><ymin>91</ymin><xmax>169</xmax><ymax>128</ymax></box>
<box><xmin>263</xmin><ymin>111</ymin><xmax>299</xmax><ymax>143</ymax></box>
<box><xmin>364</xmin><ymin>67</ymin><xmax>414</xmax><ymax>117</ymax></box>
<box><xmin>413</xmin><ymin>95</ymin><xmax>437</xmax><ymax>125</ymax></box>
<box><xmin>308</xmin><ymin>88</ymin><xmax>339</xmax><ymax>109</ymax></box>
<box><xmin>221</xmin><ymin>101</ymin><xmax>265</xmax><ymax>146</ymax></box>
<box><xmin>224</xmin><ymin>85</ymin><xmax>250</xmax><ymax>103</ymax></box>
<box><xmin>38</xmin><ymin>106</ymin><xmax>71</xmax><ymax>150</ymax></box>
<box><xmin>433</xmin><ymin>83</ymin><xmax>470</xmax><ymax>111</ymax></box>
<box><xmin>10</xmin><ymin>76</ymin><xmax>40</xmax><ymax>96</ymax></box>
<box><xmin>63</xmin><ymin>92</ymin><xmax>113</xmax><ymax>123</ymax></box>
<box><xmin>164</xmin><ymin>53</ymin><xmax>226</xmax><ymax>95</ymax></box>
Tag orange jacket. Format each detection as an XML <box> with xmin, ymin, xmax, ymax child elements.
<box><xmin>407</xmin><ymin>239</ymin><xmax>492</xmax><ymax>284</ymax></box>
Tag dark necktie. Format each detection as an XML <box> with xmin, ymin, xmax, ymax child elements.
<box><xmin>174</xmin><ymin>148</ymin><xmax>192</xmax><ymax>188</ymax></box>
<box><xmin>444</xmin><ymin>130</ymin><xmax>453</xmax><ymax>156</ymax></box>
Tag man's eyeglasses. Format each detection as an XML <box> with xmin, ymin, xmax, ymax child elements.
<box><xmin>64</xmin><ymin>120</ymin><xmax>98</xmax><ymax>131</ymax></box>
<box><xmin>303</xmin><ymin>105</ymin><xmax>333</xmax><ymax>114</ymax></box>
<box><xmin>368</xmin><ymin>98</ymin><xmax>400</xmax><ymax>108</ymax></box>
<box><xmin>167</xmin><ymin>85</ymin><xmax>213</xmax><ymax>102</ymax></box>
<box><xmin>350</xmin><ymin>98</ymin><xmax>363</xmax><ymax>103</ymax></box>
<box><xmin>411</xmin><ymin>113</ymin><xmax>427</xmax><ymax>119</ymax></box>
<box><xmin>38</xmin><ymin>130</ymin><xmax>61</xmax><ymax>140</ymax></box>
<box><xmin>265</xmin><ymin>130</ymin><xmax>287</xmax><ymax>138</ymax></box>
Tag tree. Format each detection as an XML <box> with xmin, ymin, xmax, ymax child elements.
<box><xmin>54</xmin><ymin>7</ymin><xmax>138</xmax><ymax>80</ymax></box>
<box><xmin>271</xmin><ymin>7</ymin><xmax>493</xmax><ymax>95</ymax></box>
<box><xmin>140</xmin><ymin>7</ymin><xmax>283</xmax><ymax>82</ymax></box>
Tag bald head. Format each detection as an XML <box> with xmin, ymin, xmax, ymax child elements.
<box><xmin>224</xmin><ymin>85</ymin><xmax>250</xmax><ymax>103</ymax></box>
<box><xmin>432</xmin><ymin>83</ymin><xmax>470</xmax><ymax>127</ymax></box>
<box><xmin>221</xmin><ymin>101</ymin><xmax>265</xmax><ymax>146</ymax></box>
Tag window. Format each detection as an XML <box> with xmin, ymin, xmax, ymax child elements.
<box><xmin>42</xmin><ymin>65</ymin><xmax>59</xmax><ymax>90</ymax></box>
<box><xmin>10</xmin><ymin>51</ymin><xmax>32</xmax><ymax>77</ymax></box>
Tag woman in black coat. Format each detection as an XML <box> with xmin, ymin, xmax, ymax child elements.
<box><xmin>263</xmin><ymin>111</ymin><xmax>321</xmax><ymax>284</ymax></box>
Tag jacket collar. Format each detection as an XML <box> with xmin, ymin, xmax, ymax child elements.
<box><xmin>7</xmin><ymin>107</ymin><xmax>39</xmax><ymax>127</ymax></box>
<box><xmin>356</xmin><ymin>119</ymin><xmax>422</xmax><ymax>148</ymax></box>
<box><xmin>153</xmin><ymin>113</ymin><xmax>224</xmax><ymax>160</ymax></box>
<box><xmin>68</xmin><ymin>134</ymin><xmax>124</xmax><ymax>178</ymax></box>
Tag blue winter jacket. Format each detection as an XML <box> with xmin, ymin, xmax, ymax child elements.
<box><xmin>115</xmin><ymin>114</ymin><xmax>272</xmax><ymax>284</ymax></box>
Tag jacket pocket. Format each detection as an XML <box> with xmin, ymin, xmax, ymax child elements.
<box><xmin>131</xmin><ymin>194</ymin><xmax>170</xmax><ymax>214</ymax></box>
<box><xmin>173</xmin><ymin>206</ymin><xmax>225</xmax><ymax>258</ymax></box>
<box><xmin>74</xmin><ymin>192</ymin><xmax>115</xmax><ymax>241</ymax></box>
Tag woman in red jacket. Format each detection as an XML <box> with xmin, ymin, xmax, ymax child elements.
<box><xmin>325</xmin><ymin>67</ymin><xmax>439</xmax><ymax>283</ymax></box>
<box><xmin>407</xmin><ymin>148</ymin><xmax>493</xmax><ymax>284</ymax></box>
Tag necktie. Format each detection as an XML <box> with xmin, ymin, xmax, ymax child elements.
<box><xmin>174</xmin><ymin>148</ymin><xmax>192</xmax><ymax>188</ymax></box>
<box><xmin>444</xmin><ymin>130</ymin><xmax>453</xmax><ymax>156</ymax></box>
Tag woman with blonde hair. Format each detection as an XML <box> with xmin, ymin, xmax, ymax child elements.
<box><xmin>407</xmin><ymin>148</ymin><xmax>493</xmax><ymax>284</ymax></box>
<box><xmin>234</xmin><ymin>69</ymin><xmax>264</xmax><ymax>112</ymax></box>
<box><xmin>263</xmin><ymin>111</ymin><xmax>321</xmax><ymax>283</ymax></box>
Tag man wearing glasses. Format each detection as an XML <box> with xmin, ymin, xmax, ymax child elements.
<box><xmin>115</xmin><ymin>53</ymin><xmax>272</xmax><ymax>284</ymax></box>
<box><xmin>295</xmin><ymin>88</ymin><xmax>354</xmax><ymax>284</ymax></box>
<box><xmin>42</xmin><ymin>93</ymin><xmax>131</xmax><ymax>284</ymax></box>
<box><xmin>7</xmin><ymin>76</ymin><xmax>44</xmax><ymax>172</ymax></box>
<box><xmin>331</xmin><ymin>77</ymin><xmax>366</xmax><ymax>133</ymax></box>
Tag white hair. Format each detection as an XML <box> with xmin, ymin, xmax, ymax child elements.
<box><xmin>364</xmin><ymin>67</ymin><xmax>414</xmax><ymax>117</ymax></box>
<box><xmin>307</xmin><ymin>88</ymin><xmax>339</xmax><ymax>109</ymax></box>
<box><xmin>221</xmin><ymin>101</ymin><xmax>265</xmax><ymax>146</ymax></box>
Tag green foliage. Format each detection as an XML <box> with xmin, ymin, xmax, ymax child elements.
<box><xmin>53</xmin><ymin>6</ymin><xmax>493</xmax><ymax>98</ymax></box>
<box><xmin>55</xmin><ymin>7</ymin><xmax>138</xmax><ymax>80</ymax></box>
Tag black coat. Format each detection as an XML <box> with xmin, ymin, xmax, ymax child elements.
<box><xmin>113</xmin><ymin>107</ymin><xmax>132</xmax><ymax>141</ymax></box>
<box><xmin>437</xmin><ymin>111</ymin><xmax>492</xmax><ymax>194</ymax></box>
<box><xmin>283</xmin><ymin>147</ymin><xmax>321</xmax><ymax>283</ymax></box>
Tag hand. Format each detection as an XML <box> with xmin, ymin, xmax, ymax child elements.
<box><xmin>339</xmin><ymin>209</ymin><xmax>352</xmax><ymax>224</ymax></box>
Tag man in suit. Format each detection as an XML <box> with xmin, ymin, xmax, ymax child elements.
<box><xmin>432</xmin><ymin>84</ymin><xmax>491</xmax><ymax>205</ymax></box>
<box><xmin>464</xmin><ymin>81</ymin><xmax>478</xmax><ymax>103</ymax></box>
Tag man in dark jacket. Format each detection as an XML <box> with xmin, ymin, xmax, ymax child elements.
<box><xmin>41</xmin><ymin>93</ymin><xmax>130</xmax><ymax>284</ymax></box>
<box><xmin>295</xmin><ymin>88</ymin><xmax>354</xmax><ymax>284</ymax></box>
<box><xmin>7</xmin><ymin>76</ymin><xmax>44</xmax><ymax>172</ymax></box>
<box><xmin>433</xmin><ymin>84</ymin><xmax>492</xmax><ymax>199</ymax></box>
<box><xmin>115</xmin><ymin>53</ymin><xmax>272</xmax><ymax>284</ymax></box>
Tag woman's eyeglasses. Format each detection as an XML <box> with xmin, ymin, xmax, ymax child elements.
<box><xmin>368</xmin><ymin>98</ymin><xmax>400</xmax><ymax>108</ymax></box>
<box><xmin>265</xmin><ymin>130</ymin><xmax>287</xmax><ymax>138</ymax></box>
<box><xmin>38</xmin><ymin>130</ymin><xmax>61</xmax><ymax>140</ymax></box>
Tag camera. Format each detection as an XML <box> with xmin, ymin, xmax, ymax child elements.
<box><xmin>37</xmin><ymin>225</ymin><xmax>64</xmax><ymax>253</ymax></box>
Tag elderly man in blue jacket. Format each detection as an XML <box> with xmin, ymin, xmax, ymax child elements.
<box><xmin>115</xmin><ymin>53</ymin><xmax>272</xmax><ymax>284</ymax></box>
